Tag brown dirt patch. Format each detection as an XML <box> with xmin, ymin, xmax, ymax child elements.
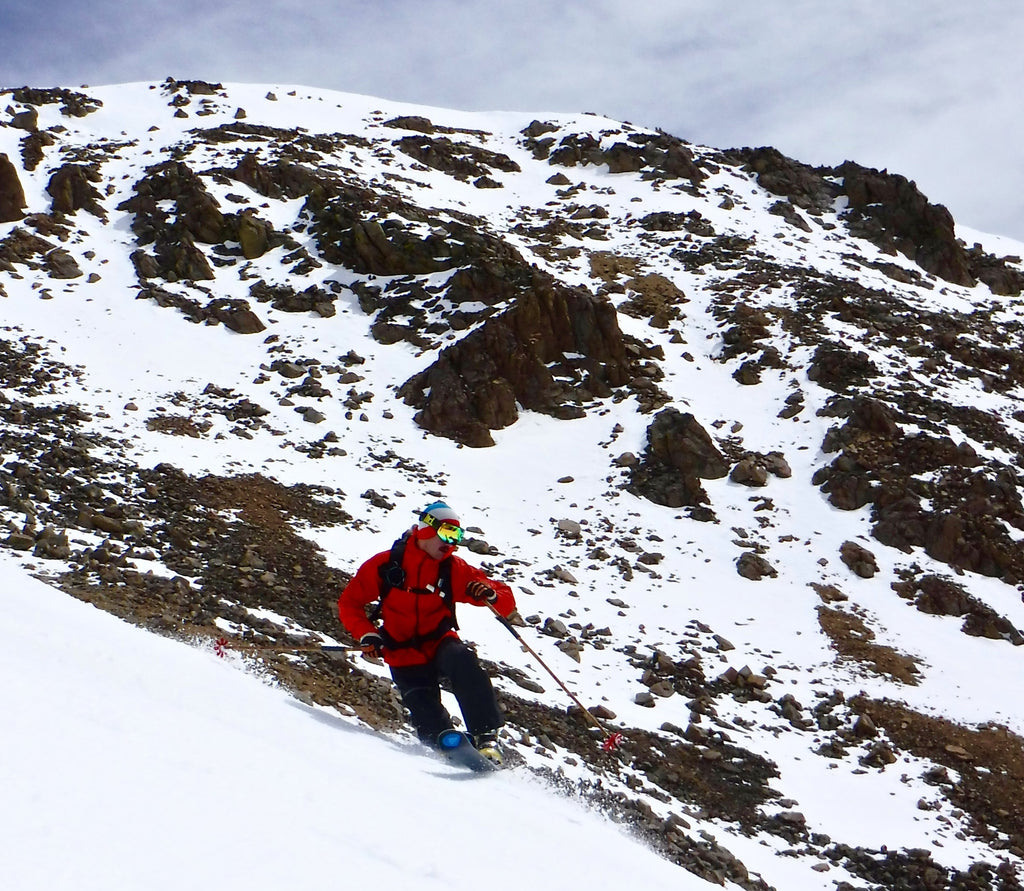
<box><xmin>851</xmin><ymin>696</ymin><xmax>1024</xmax><ymax>856</ymax></box>
<box><xmin>145</xmin><ymin>414</ymin><xmax>210</xmax><ymax>437</ymax></box>
<box><xmin>817</xmin><ymin>605</ymin><xmax>922</xmax><ymax>685</ymax></box>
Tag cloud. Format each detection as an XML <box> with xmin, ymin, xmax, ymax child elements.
<box><xmin>3</xmin><ymin>0</ymin><xmax>1024</xmax><ymax>239</ymax></box>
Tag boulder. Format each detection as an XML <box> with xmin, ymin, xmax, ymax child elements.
<box><xmin>10</xmin><ymin>107</ymin><xmax>39</xmax><ymax>131</ymax></box>
<box><xmin>47</xmin><ymin>164</ymin><xmax>106</xmax><ymax>218</ymax></box>
<box><xmin>236</xmin><ymin>212</ymin><xmax>273</xmax><ymax>259</ymax></box>
<box><xmin>736</xmin><ymin>552</ymin><xmax>777</xmax><ymax>580</ymax></box>
<box><xmin>0</xmin><ymin>154</ymin><xmax>27</xmax><ymax>222</ymax></box>
<box><xmin>840</xmin><ymin>541</ymin><xmax>878</xmax><ymax>578</ymax></box>
<box><xmin>730</xmin><ymin>457</ymin><xmax>769</xmax><ymax>487</ymax></box>
<box><xmin>627</xmin><ymin>409</ymin><xmax>728</xmax><ymax>510</ymax></box>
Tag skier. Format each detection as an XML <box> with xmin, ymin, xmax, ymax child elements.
<box><xmin>338</xmin><ymin>501</ymin><xmax>516</xmax><ymax>764</ymax></box>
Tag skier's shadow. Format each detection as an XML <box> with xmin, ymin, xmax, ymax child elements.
<box><xmin>286</xmin><ymin>699</ymin><xmax>487</xmax><ymax>781</ymax></box>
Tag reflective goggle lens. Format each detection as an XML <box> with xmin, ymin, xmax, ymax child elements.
<box><xmin>436</xmin><ymin>522</ymin><xmax>464</xmax><ymax>544</ymax></box>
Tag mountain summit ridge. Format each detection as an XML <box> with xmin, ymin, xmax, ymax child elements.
<box><xmin>2</xmin><ymin>78</ymin><xmax>1023</xmax><ymax>890</ymax></box>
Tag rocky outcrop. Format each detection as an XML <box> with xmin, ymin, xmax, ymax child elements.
<box><xmin>892</xmin><ymin>574</ymin><xmax>1024</xmax><ymax>644</ymax></box>
<box><xmin>392</xmin><ymin>135</ymin><xmax>521</xmax><ymax>182</ymax></box>
<box><xmin>20</xmin><ymin>131</ymin><xmax>56</xmax><ymax>171</ymax></box>
<box><xmin>47</xmin><ymin>164</ymin><xmax>106</xmax><ymax>219</ymax></box>
<box><xmin>731</xmin><ymin>146</ymin><xmax>839</xmax><ymax>215</ymax></box>
<box><xmin>964</xmin><ymin>242</ymin><xmax>1024</xmax><ymax>296</ymax></box>
<box><xmin>526</xmin><ymin>128</ymin><xmax>707</xmax><ymax>186</ymax></box>
<box><xmin>807</xmin><ymin>341</ymin><xmax>880</xmax><ymax>392</ymax></box>
<box><xmin>227</xmin><ymin>151</ymin><xmax>335</xmax><ymax>201</ymax></box>
<box><xmin>731</xmin><ymin>147</ymin><xmax>1024</xmax><ymax>292</ymax></box>
<box><xmin>137</xmin><ymin>287</ymin><xmax>265</xmax><ymax>333</ymax></box>
<box><xmin>119</xmin><ymin>160</ymin><xmax>228</xmax><ymax>246</ymax></box>
<box><xmin>627</xmin><ymin>409</ymin><xmax>729</xmax><ymax>514</ymax></box>
<box><xmin>815</xmin><ymin>395</ymin><xmax>1024</xmax><ymax>582</ymax></box>
<box><xmin>249</xmin><ymin>281</ymin><xmax>337</xmax><ymax>317</ymax></box>
<box><xmin>0</xmin><ymin>225</ymin><xmax>82</xmax><ymax>279</ymax></box>
<box><xmin>307</xmin><ymin>187</ymin><xmax>456</xmax><ymax>277</ymax></box>
<box><xmin>0</xmin><ymin>154</ymin><xmax>27</xmax><ymax>222</ymax></box>
<box><xmin>4</xmin><ymin>86</ymin><xmax>102</xmax><ymax>117</ymax></box>
<box><xmin>836</xmin><ymin>161</ymin><xmax>975</xmax><ymax>287</ymax></box>
<box><xmin>399</xmin><ymin>273</ymin><xmax>630</xmax><ymax>446</ymax></box>
<box><xmin>118</xmin><ymin>160</ymin><xmax>232</xmax><ymax>282</ymax></box>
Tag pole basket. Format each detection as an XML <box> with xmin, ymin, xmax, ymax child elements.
<box><xmin>601</xmin><ymin>731</ymin><xmax>625</xmax><ymax>752</ymax></box>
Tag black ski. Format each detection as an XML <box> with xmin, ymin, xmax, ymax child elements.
<box><xmin>436</xmin><ymin>730</ymin><xmax>500</xmax><ymax>772</ymax></box>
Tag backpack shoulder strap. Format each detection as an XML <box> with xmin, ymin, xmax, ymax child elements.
<box><xmin>438</xmin><ymin>556</ymin><xmax>457</xmax><ymax>631</ymax></box>
<box><xmin>370</xmin><ymin>536</ymin><xmax>459</xmax><ymax>631</ymax></box>
<box><xmin>371</xmin><ymin>534</ymin><xmax>408</xmax><ymax>623</ymax></box>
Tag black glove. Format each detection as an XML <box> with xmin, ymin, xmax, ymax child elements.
<box><xmin>466</xmin><ymin>580</ymin><xmax>498</xmax><ymax>604</ymax></box>
<box><xmin>359</xmin><ymin>632</ymin><xmax>384</xmax><ymax>658</ymax></box>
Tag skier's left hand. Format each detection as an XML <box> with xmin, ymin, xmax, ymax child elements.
<box><xmin>466</xmin><ymin>580</ymin><xmax>497</xmax><ymax>604</ymax></box>
<box><xmin>359</xmin><ymin>632</ymin><xmax>384</xmax><ymax>659</ymax></box>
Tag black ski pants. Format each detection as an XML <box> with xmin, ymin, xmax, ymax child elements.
<box><xmin>390</xmin><ymin>637</ymin><xmax>502</xmax><ymax>745</ymax></box>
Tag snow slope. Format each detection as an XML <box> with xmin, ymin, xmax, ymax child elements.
<box><xmin>0</xmin><ymin>550</ymin><xmax>698</xmax><ymax>891</ymax></box>
<box><xmin>2</xmin><ymin>79</ymin><xmax>1023</xmax><ymax>889</ymax></box>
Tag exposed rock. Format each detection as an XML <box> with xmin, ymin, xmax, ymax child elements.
<box><xmin>162</xmin><ymin>77</ymin><xmax>223</xmax><ymax>96</ymax></box>
<box><xmin>236</xmin><ymin>211</ymin><xmax>273</xmax><ymax>258</ymax></box>
<box><xmin>769</xmin><ymin>200</ymin><xmax>812</xmax><ymax>232</ymax></box>
<box><xmin>837</xmin><ymin>161</ymin><xmax>975</xmax><ymax>287</ymax></box>
<box><xmin>557</xmin><ymin>519</ymin><xmax>582</xmax><ymax>539</ymax></box>
<box><xmin>618</xmin><ymin>273</ymin><xmax>688</xmax><ymax>325</ymax></box>
<box><xmin>807</xmin><ymin>341</ymin><xmax>879</xmax><ymax>392</ymax></box>
<box><xmin>399</xmin><ymin>272</ymin><xmax>630</xmax><ymax>446</ymax></box>
<box><xmin>730</xmin><ymin>147</ymin><xmax>994</xmax><ymax>289</ymax></box>
<box><xmin>47</xmin><ymin>164</ymin><xmax>106</xmax><ymax>219</ymax></box>
<box><xmin>0</xmin><ymin>154</ymin><xmax>27</xmax><ymax>222</ymax></box>
<box><xmin>10</xmin><ymin>107</ymin><xmax>39</xmax><ymax>131</ymax></box>
<box><xmin>840</xmin><ymin>541</ymin><xmax>878</xmax><ymax>578</ymax></box>
<box><xmin>736</xmin><ymin>552</ymin><xmax>777</xmax><ymax>580</ymax></box>
<box><xmin>20</xmin><ymin>130</ymin><xmax>57</xmax><ymax>171</ymax></box>
<box><xmin>540</xmin><ymin>130</ymin><xmax>707</xmax><ymax>187</ymax></box>
<box><xmin>730</xmin><ymin>456</ymin><xmax>769</xmax><ymax>487</ymax></box>
<box><xmin>730</xmin><ymin>146</ymin><xmax>839</xmax><ymax>215</ymax></box>
<box><xmin>541</xmin><ymin>618</ymin><xmax>569</xmax><ymax>638</ymax></box>
<box><xmin>965</xmin><ymin>242</ymin><xmax>1024</xmax><ymax>295</ymax></box>
<box><xmin>892</xmin><ymin>574</ymin><xmax>1024</xmax><ymax>645</ymax></box>
<box><xmin>7</xmin><ymin>87</ymin><xmax>102</xmax><ymax>117</ymax></box>
<box><xmin>44</xmin><ymin>247</ymin><xmax>82</xmax><ymax>279</ymax></box>
<box><xmin>218</xmin><ymin>304</ymin><xmax>266</xmax><ymax>334</ymax></box>
<box><xmin>628</xmin><ymin>409</ymin><xmax>728</xmax><ymax>510</ymax></box>
<box><xmin>393</xmin><ymin>135</ymin><xmax>520</xmax><ymax>181</ymax></box>
<box><xmin>119</xmin><ymin>159</ymin><xmax>227</xmax><ymax>245</ymax></box>
<box><xmin>382</xmin><ymin>115</ymin><xmax>436</xmax><ymax>134</ymax></box>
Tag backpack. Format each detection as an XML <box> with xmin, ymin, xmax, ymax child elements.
<box><xmin>370</xmin><ymin>533</ymin><xmax>457</xmax><ymax>649</ymax></box>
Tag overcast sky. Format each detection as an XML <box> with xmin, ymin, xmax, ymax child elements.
<box><xmin>3</xmin><ymin>1</ymin><xmax>1024</xmax><ymax>242</ymax></box>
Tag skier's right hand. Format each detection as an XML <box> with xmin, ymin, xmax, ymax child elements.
<box><xmin>466</xmin><ymin>580</ymin><xmax>498</xmax><ymax>604</ymax></box>
<box><xmin>359</xmin><ymin>632</ymin><xmax>384</xmax><ymax>659</ymax></box>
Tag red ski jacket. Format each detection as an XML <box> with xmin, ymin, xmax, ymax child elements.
<box><xmin>338</xmin><ymin>538</ymin><xmax>516</xmax><ymax>667</ymax></box>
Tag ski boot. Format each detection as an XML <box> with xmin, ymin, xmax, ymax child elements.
<box><xmin>472</xmin><ymin>731</ymin><xmax>504</xmax><ymax>766</ymax></box>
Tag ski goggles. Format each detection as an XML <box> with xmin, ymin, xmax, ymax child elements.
<box><xmin>421</xmin><ymin>514</ymin><xmax>464</xmax><ymax>544</ymax></box>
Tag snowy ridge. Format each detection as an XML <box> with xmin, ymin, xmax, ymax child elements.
<box><xmin>2</xmin><ymin>79</ymin><xmax>1024</xmax><ymax>890</ymax></box>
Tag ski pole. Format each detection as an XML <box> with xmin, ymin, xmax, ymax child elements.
<box><xmin>487</xmin><ymin>604</ymin><xmax>623</xmax><ymax>751</ymax></box>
